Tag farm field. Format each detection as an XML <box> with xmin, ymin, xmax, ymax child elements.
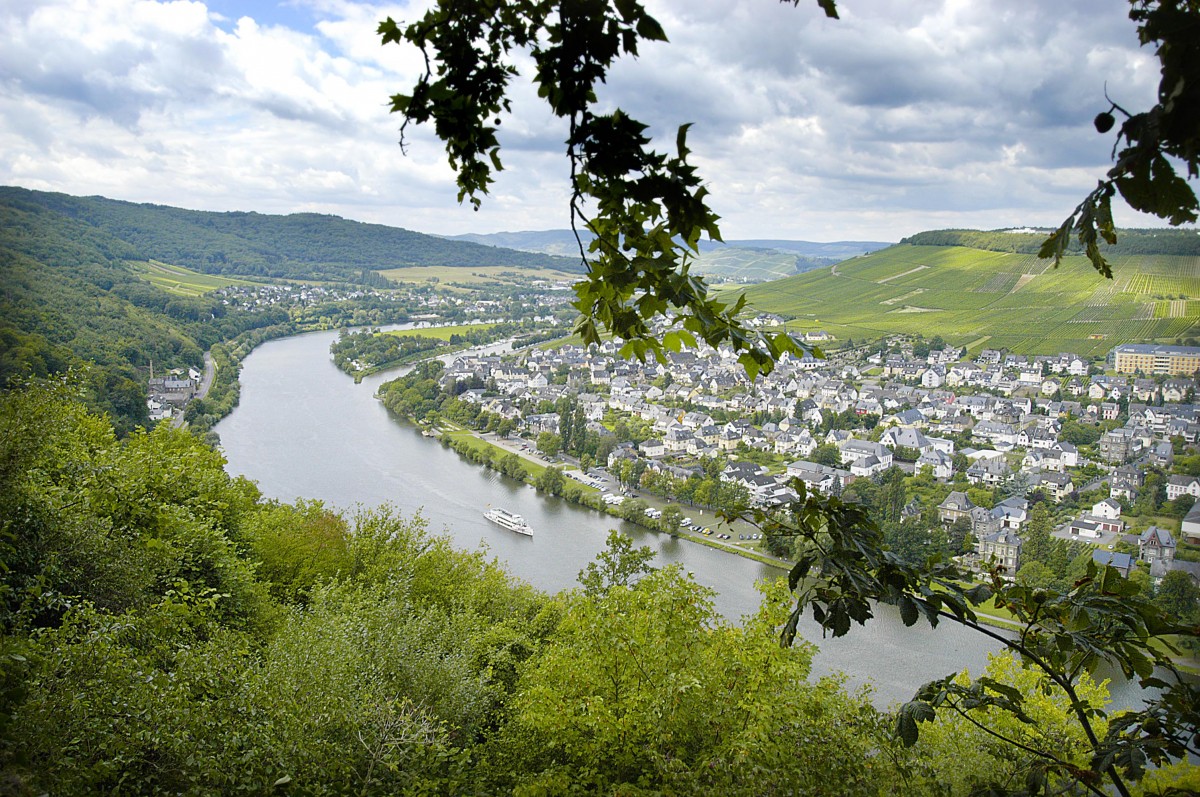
<box><xmin>129</xmin><ymin>259</ymin><xmax>261</xmax><ymax>296</ymax></box>
<box><xmin>385</xmin><ymin>323</ymin><xmax>497</xmax><ymax>341</ymax></box>
<box><xmin>741</xmin><ymin>245</ymin><xmax>1200</xmax><ymax>357</ymax></box>
<box><xmin>377</xmin><ymin>264</ymin><xmax>579</xmax><ymax>287</ymax></box>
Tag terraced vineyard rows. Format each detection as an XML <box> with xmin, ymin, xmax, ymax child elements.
<box><xmin>131</xmin><ymin>259</ymin><xmax>260</xmax><ymax>296</ymax></box>
<box><xmin>742</xmin><ymin>244</ymin><xmax>1200</xmax><ymax>356</ymax></box>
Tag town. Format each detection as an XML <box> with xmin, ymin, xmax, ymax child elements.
<box><xmin>425</xmin><ymin>324</ymin><xmax>1200</xmax><ymax>594</ymax></box>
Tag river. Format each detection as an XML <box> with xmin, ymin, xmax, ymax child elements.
<box><xmin>214</xmin><ymin>329</ymin><xmax>1142</xmax><ymax>708</ymax></box>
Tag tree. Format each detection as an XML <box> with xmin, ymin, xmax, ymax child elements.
<box><xmin>1022</xmin><ymin>503</ymin><xmax>1054</xmax><ymax>567</ymax></box>
<box><xmin>619</xmin><ymin>497</ymin><xmax>649</xmax><ymax>523</ymax></box>
<box><xmin>660</xmin><ymin>504</ymin><xmax>683</xmax><ymax>534</ymax></box>
<box><xmin>1154</xmin><ymin>569</ymin><xmax>1200</xmax><ymax>622</ymax></box>
<box><xmin>812</xmin><ymin>443</ymin><xmax>841</xmax><ymax>467</ymax></box>
<box><xmin>577</xmin><ymin>530</ymin><xmax>656</xmax><ymax>595</ymax></box>
<box><xmin>1016</xmin><ymin>559</ymin><xmax>1057</xmax><ymax>590</ymax></box>
<box><xmin>535</xmin><ymin>431</ymin><xmax>560</xmax><ymax>458</ymax></box>
<box><xmin>1040</xmin><ymin>1</ymin><xmax>1200</xmax><ymax>277</ymax></box>
<box><xmin>379</xmin><ymin>3</ymin><xmax>1200</xmax><ymax>791</ymax></box>
<box><xmin>948</xmin><ymin>516</ymin><xmax>974</xmax><ymax>556</ymax></box>
<box><xmin>534</xmin><ymin>465</ymin><xmax>565</xmax><ymax>496</ymax></box>
<box><xmin>379</xmin><ymin>1</ymin><xmax>834</xmax><ymax>378</ymax></box>
<box><xmin>502</xmin><ymin>570</ymin><xmax>903</xmax><ymax>794</ymax></box>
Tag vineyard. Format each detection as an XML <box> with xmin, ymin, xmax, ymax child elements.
<box><xmin>130</xmin><ymin>259</ymin><xmax>260</xmax><ymax>296</ymax></box>
<box><xmin>741</xmin><ymin>244</ymin><xmax>1200</xmax><ymax>357</ymax></box>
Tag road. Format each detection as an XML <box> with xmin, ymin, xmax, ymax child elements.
<box><xmin>173</xmin><ymin>351</ymin><xmax>215</xmax><ymax>429</ymax></box>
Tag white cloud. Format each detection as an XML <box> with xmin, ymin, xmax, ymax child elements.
<box><xmin>0</xmin><ymin>0</ymin><xmax>1188</xmax><ymax>243</ymax></box>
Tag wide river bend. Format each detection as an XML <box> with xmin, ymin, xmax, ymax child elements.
<box><xmin>213</xmin><ymin>329</ymin><xmax>1137</xmax><ymax>708</ymax></box>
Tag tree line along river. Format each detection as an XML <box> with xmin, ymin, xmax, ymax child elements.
<box><xmin>213</xmin><ymin>327</ymin><xmax>1148</xmax><ymax>709</ymax></box>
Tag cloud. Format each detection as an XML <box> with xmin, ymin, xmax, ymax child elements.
<box><xmin>0</xmin><ymin>0</ymin><xmax>1185</xmax><ymax>243</ymax></box>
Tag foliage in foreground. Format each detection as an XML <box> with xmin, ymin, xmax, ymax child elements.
<box><xmin>2</xmin><ymin>383</ymin><xmax>1197</xmax><ymax>796</ymax></box>
<box><xmin>743</xmin><ymin>479</ymin><xmax>1200</xmax><ymax>797</ymax></box>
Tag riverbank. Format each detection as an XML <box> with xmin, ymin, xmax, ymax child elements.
<box><xmin>344</xmin><ymin>343</ymin><xmax>463</xmax><ymax>383</ymax></box>
<box><xmin>420</xmin><ymin>418</ymin><xmax>798</xmax><ymax>568</ymax></box>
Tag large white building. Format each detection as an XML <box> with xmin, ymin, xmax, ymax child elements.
<box><xmin>1112</xmin><ymin>343</ymin><xmax>1200</xmax><ymax>376</ymax></box>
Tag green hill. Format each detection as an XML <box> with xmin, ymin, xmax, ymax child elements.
<box><xmin>741</xmin><ymin>239</ymin><xmax>1200</xmax><ymax>357</ymax></box>
<box><xmin>0</xmin><ymin>186</ymin><xmax>584</xmax><ymax>284</ymax></box>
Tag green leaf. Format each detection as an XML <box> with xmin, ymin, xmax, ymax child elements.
<box><xmin>894</xmin><ymin>700</ymin><xmax>935</xmax><ymax>746</ymax></box>
<box><xmin>816</xmin><ymin>0</ymin><xmax>840</xmax><ymax>19</ymax></box>
<box><xmin>636</xmin><ymin>15</ymin><xmax>667</xmax><ymax>43</ymax></box>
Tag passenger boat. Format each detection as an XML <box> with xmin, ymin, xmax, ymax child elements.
<box><xmin>483</xmin><ymin>507</ymin><xmax>533</xmax><ymax>536</ymax></box>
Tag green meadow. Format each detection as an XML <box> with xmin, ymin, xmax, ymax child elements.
<box><xmin>129</xmin><ymin>259</ymin><xmax>261</xmax><ymax>296</ymax></box>
<box><xmin>741</xmin><ymin>245</ymin><xmax>1200</xmax><ymax>356</ymax></box>
<box><xmin>385</xmin><ymin>323</ymin><xmax>497</xmax><ymax>341</ymax></box>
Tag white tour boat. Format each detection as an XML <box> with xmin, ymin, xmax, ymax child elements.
<box><xmin>483</xmin><ymin>507</ymin><xmax>533</xmax><ymax>536</ymax></box>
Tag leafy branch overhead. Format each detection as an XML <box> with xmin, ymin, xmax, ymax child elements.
<box><xmin>379</xmin><ymin>1</ymin><xmax>840</xmax><ymax>378</ymax></box>
<box><xmin>1041</xmin><ymin>0</ymin><xmax>1200</xmax><ymax>277</ymax></box>
<box><xmin>743</xmin><ymin>479</ymin><xmax>1199</xmax><ymax>797</ymax></box>
<box><xmin>382</xmin><ymin>1</ymin><xmax>1198</xmax><ymax>370</ymax></box>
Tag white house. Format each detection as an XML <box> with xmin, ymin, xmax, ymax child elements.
<box><xmin>1166</xmin><ymin>474</ymin><xmax>1200</xmax><ymax>501</ymax></box>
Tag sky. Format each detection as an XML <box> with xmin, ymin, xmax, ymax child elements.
<box><xmin>0</xmin><ymin>0</ymin><xmax>1186</xmax><ymax>243</ymax></box>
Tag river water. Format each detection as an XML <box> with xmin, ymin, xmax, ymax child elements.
<box><xmin>214</xmin><ymin>329</ymin><xmax>1143</xmax><ymax>708</ymax></box>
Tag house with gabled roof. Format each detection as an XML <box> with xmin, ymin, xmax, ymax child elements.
<box><xmin>1183</xmin><ymin>502</ymin><xmax>1200</xmax><ymax>544</ymax></box>
<box><xmin>1030</xmin><ymin>471</ymin><xmax>1075</xmax><ymax>502</ymax></box>
<box><xmin>1093</xmin><ymin>498</ymin><xmax>1122</xmax><ymax>520</ymax></box>
<box><xmin>1093</xmin><ymin>549</ymin><xmax>1134</xmax><ymax>577</ymax></box>
<box><xmin>839</xmin><ymin>439</ymin><xmax>893</xmax><ymax>477</ymax></box>
<box><xmin>976</xmin><ymin>530</ymin><xmax>1022</xmax><ymax>573</ymax></box>
<box><xmin>1139</xmin><ymin>527</ymin><xmax>1177</xmax><ymax>566</ymax></box>
<box><xmin>879</xmin><ymin>426</ymin><xmax>931</xmax><ymax>453</ymax></box>
<box><xmin>938</xmin><ymin>491</ymin><xmax>975</xmax><ymax>525</ymax></box>
<box><xmin>966</xmin><ymin>456</ymin><xmax>1011</xmax><ymax>486</ymax></box>
<box><xmin>991</xmin><ymin>496</ymin><xmax>1028</xmax><ymax>530</ymax></box>
<box><xmin>785</xmin><ymin>460</ymin><xmax>850</xmax><ymax>496</ymax></box>
<box><xmin>1166</xmin><ymin>474</ymin><xmax>1200</xmax><ymax>501</ymax></box>
<box><xmin>917</xmin><ymin>449</ymin><xmax>953</xmax><ymax>480</ymax></box>
<box><xmin>1098</xmin><ymin>427</ymin><xmax>1143</xmax><ymax>463</ymax></box>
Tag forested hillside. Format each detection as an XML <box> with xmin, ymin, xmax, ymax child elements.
<box><xmin>902</xmin><ymin>228</ymin><xmax>1200</xmax><ymax>257</ymax></box>
<box><xmin>0</xmin><ymin>199</ymin><xmax>292</xmax><ymax>433</ymax></box>
<box><xmin>0</xmin><ymin>187</ymin><xmax>583</xmax><ymax>283</ymax></box>
<box><xmin>0</xmin><ymin>188</ymin><xmax>579</xmax><ymax>433</ymax></box>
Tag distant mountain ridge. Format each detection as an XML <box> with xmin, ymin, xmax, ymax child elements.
<box><xmin>444</xmin><ymin>229</ymin><xmax>890</xmax><ymax>257</ymax></box>
<box><xmin>0</xmin><ymin>187</ymin><xmax>584</xmax><ymax>284</ymax></box>
<box><xmin>443</xmin><ymin>230</ymin><xmax>893</xmax><ymax>282</ymax></box>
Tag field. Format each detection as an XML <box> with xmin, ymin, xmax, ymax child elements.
<box><xmin>690</xmin><ymin>248</ymin><xmax>806</xmax><ymax>282</ymax></box>
<box><xmin>129</xmin><ymin>259</ymin><xmax>260</xmax><ymax>296</ymax></box>
<box><xmin>377</xmin><ymin>265</ymin><xmax>579</xmax><ymax>288</ymax></box>
<box><xmin>741</xmin><ymin>245</ymin><xmax>1200</xmax><ymax>356</ymax></box>
<box><xmin>385</xmin><ymin>323</ymin><xmax>497</xmax><ymax>341</ymax></box>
